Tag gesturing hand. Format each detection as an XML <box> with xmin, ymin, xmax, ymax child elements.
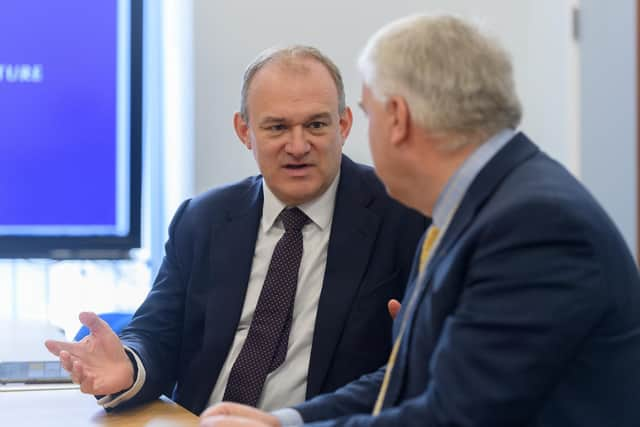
<box><xmin>44</xmin><ymin>312</ymin><xmax>134</xmax><ymax>395</ymax></box>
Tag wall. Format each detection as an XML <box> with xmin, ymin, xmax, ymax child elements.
<box><xmin>193</xmin><ymin>0</ymin><xmax>578</xmax><ymax>190</ymax></box>
<box><xmin>580</xmin><ymin>0</ymin><xmax>637</xmax><ymax>256</ymax></box>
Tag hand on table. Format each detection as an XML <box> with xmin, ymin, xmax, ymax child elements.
<box><xmin>200</xmin><ymin>402</ymin><xmax>281</xmax><ymax>427</ymax></box>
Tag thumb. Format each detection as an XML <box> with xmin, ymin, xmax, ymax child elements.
<box><xmin>387</xmin><ymin>299</ymin><xmax>402</xmax><ymax>321</ymax></box>
<box><xmin>78</xmin><ymin>312</ymin><xmax>112</xmax><ymax>337</ymax></box>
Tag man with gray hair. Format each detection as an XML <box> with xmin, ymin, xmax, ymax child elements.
<box><xmin>201</xmin><ymin>13</ymin><xmax>640</xmax><ymax>427</ymax></box>
<box><xmin>45</xmin><ymin>45</ymin><xmax>426</xmax><ymax>414</ymax></box>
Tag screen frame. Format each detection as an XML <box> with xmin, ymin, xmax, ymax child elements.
<box><xmin>0</xmin><ymin>0</ymin><xmax>143</xmax><ymax>259</ymax></box>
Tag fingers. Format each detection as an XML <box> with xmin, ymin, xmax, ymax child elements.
<box><xmin>59</xmin><ymin>350</ymin><xmax>74</xmax><ymax>372</ymax></box>
<box><xmin>201</xmin><ymin>402</ymin><xmax>260</xmax><ymax>418</ymax></box>
<box><xmin>45</xmin><ymin>339</ymin><xmax>80</xmax><ymax>357</ymax></box>
<box><xmin>69</xmin><ymin>358</ymin><xmax>98</xmax><ymax>395</ymax></box>
<box><xmin>79</xmin><ymin>312</ymin><xmax>112</xmax><ymax>337</ymax></box>
<box><xmin>57</xmin><ymin>348</ymin><xmax>98</xmax><ymax>395</ymax></box>
<box><xmin>200</xmin><ymin>415</ymin><xmax>272</xmax><ymax>427</ymax></box>
<box><xmin>202</xmin><ymin>402</ymin><xmax>233</xmax><ymax>418</ymax></box>
<box><xmin>70</xmin><ymin>359</ymin><xmax>84</xmax><ymax>384</ymax></box>
<box><xmin>200</xmin><ymin>416</ymin><xmax>224</xmax><ymax>427</ymax></box>
<box><xmin>44</xmin><ymin>339</ymin><xmax>62</xmax><ymax>356</ymax></box>
<box><xmin>60</xmin><ymin>350</ymin><xmax>86</xmax><ymax>381</ymax></box>
<box><xmin>200</xmin><ymin>403</ymin><xmax>280</xmax><ymax>427</ymax></box>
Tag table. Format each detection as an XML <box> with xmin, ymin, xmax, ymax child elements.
<box><xmin>0</xmin><ymin>385</ymin><xmax>199</xmax><ymax>426</ymax></box>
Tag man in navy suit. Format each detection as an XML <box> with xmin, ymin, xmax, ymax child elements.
<box><xmin>201</xmin><ymin>14</ymin><xmax>640</xmax><ymax>427</ymax></box>
<box><xmin>44</xmin><ymin>46</ymin><xmax>426</xmax><ymax>414</ymax></box>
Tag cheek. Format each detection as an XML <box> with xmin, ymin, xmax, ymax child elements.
<box><xmin>367</xmin><ymin>132</ymin><xmax>380</xmax><ymax>156</ymax></box>
<box><xmin>366</xmin><ymin>122</ymin><xmax>378</xmax><ymax>148</ymax></box>
<box><xmin>326</xmin><ymin>139</ymin><xmax>344</xmax><ymax>171</ymax></box>
<box><xmin>252</xmin><ymin>141</ymin><xmax>279</xmax><ymax>166</ymax></box>
<box><xmin>316</xmin><ymin>136</ymin><xmax>342</xmax><ymax>161</ymax></box>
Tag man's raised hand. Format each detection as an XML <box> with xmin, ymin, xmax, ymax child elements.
<box><xmin>44</xmin><ymin>311</ymin><xmax>134</xmax><ymax>395</ymax></box>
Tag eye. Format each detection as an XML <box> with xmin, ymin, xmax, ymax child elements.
<box><xmin>267</xmin><ymin>124</ymin><xmax>287</xmax><ymax>132</ymax></box>
<box><xmin>306</xmin><ymin>121</ymin><xmax>328</xmax><ymax>130</ymax></box>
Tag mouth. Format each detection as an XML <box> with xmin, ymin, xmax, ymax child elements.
<box><xmin>284</xmin><ymin>163</ymin><xmax>310</xmax><ymax>170</ymax></box>
<box><xmin>283</xmin><ymin>163</ymin><xmax>313</xmax><ymax>176</ymax></box>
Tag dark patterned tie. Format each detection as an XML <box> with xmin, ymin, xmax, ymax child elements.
<box><xmin>223</xmin><ymin>207</ymin><xmax>310</xmax><ymax>407</ymax></box>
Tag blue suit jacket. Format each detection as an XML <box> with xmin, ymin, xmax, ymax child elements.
<box><xmin>297</xmin><ymin>133</ymin><xmax>640</xmax><ymax>426</ymax></box>
<box><xmin>116</xmin><ymin>156</ymin><xmax>427</xmax><ymax>415</ymax></box>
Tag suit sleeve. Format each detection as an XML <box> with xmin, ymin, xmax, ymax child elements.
<box><xmin>295</xmin><ymin>366</ymin><xmax>385</xmax><ymax>422</ymax></box>
<box><xmin>112</xmin><ymin>199</ymin><xmax>192</xmax><ymax>409</ymax></box>
<box><xmin>297</xmin><ymin>198</ymin><xmax>609</xmax><ymax>426</ymax></box>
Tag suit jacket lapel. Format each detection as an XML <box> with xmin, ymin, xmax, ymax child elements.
<box><xmin>191</xmin><ymin>178</ymin><xmax>263</xmax><ymax>410</ymax></box>
<box><xmin>306</xmin><ymin>157</ymin><xmax>381</xmax><ymax>397</ymax></box>
<box><xmin>385</xmin><ymin>133</ymin><xmax>540</xmax><ymax>407</ymax></box>
<box><xmin>431</xmin><ymin>133</ymin><xmax>539</xmax><ymax>274</ymax></box>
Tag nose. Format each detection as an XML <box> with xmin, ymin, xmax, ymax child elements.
<box><xmin>285</xmin><ymin>125</ymin><xmax>310</xmax><ymax>157</ymax></box>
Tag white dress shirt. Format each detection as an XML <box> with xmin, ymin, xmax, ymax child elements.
<box><xmin>101</xmin><ymin>172</ymin><xmax>340</xmax><ymax>412</ymax></box>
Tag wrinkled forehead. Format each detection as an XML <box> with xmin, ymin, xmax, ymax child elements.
<box><xmin>246</xmin><ymin>59</ymin><xmax>341</xmax><ymax>120</ymax></box>
<box><xmin>250</xmin><ymin>57</ymin><xmax>337</xmax><ymax>93</ymax></box>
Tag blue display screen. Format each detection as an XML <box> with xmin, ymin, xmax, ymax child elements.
<box><xmin>0</xmin><ymin>0</ymin><xmax>132</xmax><ymax>238</ymax></box>
<box><xmin>0</xmin><ymin>0</ymin><xmax>130</xmax><ymax>236</ymax></box>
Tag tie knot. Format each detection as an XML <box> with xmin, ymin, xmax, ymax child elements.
<box><xmin>280</xmin><ymin>207</ymin><xmax>310</xmax><ymax>232</ymax></box>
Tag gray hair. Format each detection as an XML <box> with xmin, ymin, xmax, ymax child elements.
<box><xmin>240</xmin><ymin>45</ymin><xmax>346</xmax><ymax>122</ymax></box>
<box><xmin>358</xmin><ymin>14</ymin><xmax>522</xmax><ymax>148</ymax></box>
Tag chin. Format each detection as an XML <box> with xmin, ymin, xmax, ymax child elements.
<box><xmin>384</xmin><ymin>184</ymin><xmax>410</xmax><ymax>208</ymax></box>
<box><xmin>280</xmin><ymin>188</ymin><xmax>320</xmax><ymax>206</ymax></box>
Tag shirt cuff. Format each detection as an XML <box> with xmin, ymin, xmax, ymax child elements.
<box><xmin>271</xmin><ymin>408</ymin><xmax>304</xmax><ymax>427</ymax></box>
<box><xmin>97</xmin><ymin>346</ymin><xmax>146</xmax><ymax>408</ymax></box>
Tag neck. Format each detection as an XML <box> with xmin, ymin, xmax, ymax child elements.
<box><xmin>407</xmin><ymin>138</ymin><xmax>481</xmax><ymax>217</ymax></box>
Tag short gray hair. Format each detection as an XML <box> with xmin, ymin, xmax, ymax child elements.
<box><xmin>240</xmin><ymin>45</ymin><xmax>346</xmax><ymax>122</ymax></box>
<box><xmin>358</xmin><ymin>14</ymin><xmax>522</xmax><ymax>147</ymax></box>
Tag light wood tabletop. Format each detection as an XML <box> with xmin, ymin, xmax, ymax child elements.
<box><xmin>0</xmin><ymin>385</ymin><xmax>199</xmax><ymax>426</ymax></box>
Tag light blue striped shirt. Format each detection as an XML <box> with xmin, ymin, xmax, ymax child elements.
<box><xmin>431</xmin><ymin>128</ymin><xmax>515</xmax><ymax>229</ymax></box>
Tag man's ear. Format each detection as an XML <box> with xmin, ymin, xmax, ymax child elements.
<box><xmin>338</xmin><ymin>106</ymin><xmax>354</xmax><ymax>143</ymax></box>
<box><xmin>233</xmin><ymin>112</ymin><xmax>252</xmax><ymax>149</ymax></box>
<box><xmin>387</xmin><ymin>95</ymin><xmax>410</xmax><ymax>146</ymax></box>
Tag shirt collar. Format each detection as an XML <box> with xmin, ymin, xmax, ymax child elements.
<box><xmin>261</xmin><ymin>171</ymin><xmax>340</xmax><ymax>231</ymax></box>
<box><xmin>431</xmin><ymin>128</ymin><xmax>516</xmax><ymax>228</ymax></box>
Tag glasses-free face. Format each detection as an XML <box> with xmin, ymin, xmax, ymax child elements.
<box><xmin>234</xmin><ymin>59</ymin><xmax>352</xmax><ymax>206</ymax></box>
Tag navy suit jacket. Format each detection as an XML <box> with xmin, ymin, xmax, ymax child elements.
<box><xmin>116</xmin><ymin>156</ymin><xmax>427</xmax><ymax>415</ymax></box>
<box><xmin>297</xmin><ymin>133</ymin><xmax>640</xmax><ymax>426</ymax></box>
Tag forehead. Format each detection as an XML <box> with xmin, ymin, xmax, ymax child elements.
<box><xmin>246</xmin><ymin>58</ymin><xmax>340</xmax><ymax>121</ymax></box>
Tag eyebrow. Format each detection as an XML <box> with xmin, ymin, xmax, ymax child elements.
<box><xmin>306</xmin><ymin>112</ymin><xmax>333</xmax><ymax>122</ymax></box>
<box><xmin>259</xmin><ymin>116</ymin><xmax>287</xmax><ymax>126</ymax></box>
<box><xmin>259</xmin><ymin>112</ymin><xmax>334</xmax><ymax>126</ymax></box>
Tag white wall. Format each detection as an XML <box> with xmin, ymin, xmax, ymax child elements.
<box><xmin>193</xmin><ymin>0</ymin><xmax>579</xmax><ymax>191</ymax></box>
<box><xmin>579</xmin><ymin>0</ymin><xmax>637</xmax><ymax>256</ymax></box>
